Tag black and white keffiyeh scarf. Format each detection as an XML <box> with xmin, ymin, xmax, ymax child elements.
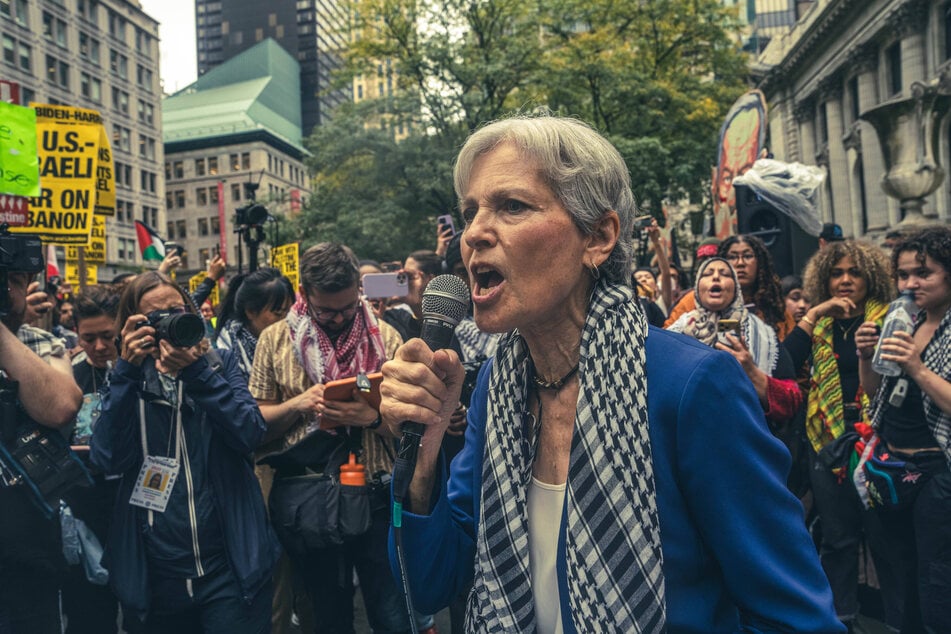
<box><xmin>217</xmin><ymin>318</ymin><xmax>259</xmax><ymax>379</ymax></box>
<box><xmin>868</xmin><ymin>305</ymin><xmax>951</xmax><ymax>466</ymax></box>
<box><xmin>466</xmin><ymin>281</ymin><xmax>666</xmax><ymax>633</ymax></box>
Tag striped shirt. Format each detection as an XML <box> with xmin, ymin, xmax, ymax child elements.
<box><xmin>250</xmin><ymin>319</ymin><xmax>403</xmax><ymax>475</ymax></box>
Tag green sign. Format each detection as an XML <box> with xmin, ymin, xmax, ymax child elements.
<box><xmin>0</xmin><ymin>101</ymin><xmax>40</xmax><ymax>197</ymax></box>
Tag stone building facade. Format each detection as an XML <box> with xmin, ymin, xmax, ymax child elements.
<box><xmin>755</xmin><ymin>0</ymin><xmax>951</xmax><ymax>240</ymax></box>
<box><xmin>1</xmin><ymin>0</ymin><xmax>164</xmax><ymax>278</ymax></box>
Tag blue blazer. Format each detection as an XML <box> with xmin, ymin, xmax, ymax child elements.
<box><xmin>390</xmin><ymin>327</ymin><xmax>844</xmax><ymax>633</ymax></box>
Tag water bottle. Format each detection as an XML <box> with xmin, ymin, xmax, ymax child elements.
<box><xmin>871</xmin><ymin>290</ymin><xmax>919</xmax><ymax>377</ymax></box>
<box><xmin>339</xmin><ymin>452</ymin><xmax>366</xmax><ymax>487</ymax></box>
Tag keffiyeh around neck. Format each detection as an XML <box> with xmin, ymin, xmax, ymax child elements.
<box><xmin>669</xmin><ymin>257</ymin><xmax>778</xmax><ymax>375</ymax></box>
<box><xmin>466</xmin><ymin>280</ymin><xmax>665</xmax><ymax>633</ymax></box>
<box><xmin>285</xmin><ymin>294</ymin><xmax>387</xmax><ymax>386</ymax></box>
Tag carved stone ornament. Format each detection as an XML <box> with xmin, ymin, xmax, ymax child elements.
<box><xmin>846</xmin><ymin>44</ymin><xmax>877</xmax><ymax>76</ymax></box>
<box><xmin>891</xmin><ymin>0</ymin><xmax>929</xmax><ymax>38</ymax></box>
<box><xmin>815</xmin><ymin>143</ymin><xmax>830</xmax><ymax>167</ymax></box>
<box><xmin>793</xmin><ymin>98</ymin><xmax>816</xmax><ymax>123</ymax></box>
<box><xmin>842</xmin><ymin>122</ymin><xmax>862</xmax><ymax>152</ymax></box>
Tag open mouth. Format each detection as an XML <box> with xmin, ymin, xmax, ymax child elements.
<box><xmin>472</xmin><ymin>265</ymin><xmax>505</xmax><ymax>297</ymax></box>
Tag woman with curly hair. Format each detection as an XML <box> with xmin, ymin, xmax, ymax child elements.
<box><xmin>855</xmin><ymin>226</ymin><xmax>951</xmax><ymax>633</ymax></box>
<box><xmin>719</xmin><ymin>235</ymin><xmax>794</xmax><ymax>338</ymax></box>
<box><xmin>783</xmin><ymin>239</ymin><xmax>902</xmax><ymax>632</ymax></box>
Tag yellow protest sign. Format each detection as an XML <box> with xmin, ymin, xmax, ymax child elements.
<box><xmin>65</xmin><ymin>215</ymin><xmax>106</xmax><ymax>264</ymax></box>
<box><xmin>189</xmin><ymin>271</ymin><xmax>219</xmax><ymax>306</ymax></box>
<box><xmin>65</xmin><ymin>261</ymin><xmax>97</xmax><ymax>287</ymax></box>
<box><xmin>13</xmin><ymin>104</ymin><xmax>101</xmax><ymax>244</ymax></box>
<box><xmin>0</xmin><ymin>101</ymin><xmax>40</xmax><ymax>198</ymax></box>
<box><xmin>270</xmin><ymin>243</ymin><xmax>300</xmax><ymax>291</ymax></box>
<box><xmin>95</xmin><ymin>125</ymin><xmax>115</xmax><ymax>215</ymax></box>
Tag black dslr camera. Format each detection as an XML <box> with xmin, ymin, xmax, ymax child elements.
<box><xmin>139</xmin><ymin>308</ymin><xmax>205</xmax><ymax>348</ymax></box>
<box><xmin>0</xmin><ymin>225</ymin><xmax>44</xmax><ymax>319</ymax></box>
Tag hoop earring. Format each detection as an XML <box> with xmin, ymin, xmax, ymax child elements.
<box><xmin>587</xmin><ymin>260</ymin><xmax>601</xmax><ymax>280</ymax></box>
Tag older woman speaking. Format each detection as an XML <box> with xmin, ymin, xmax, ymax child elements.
<box><xmin>380</xmin><ymin>115</ymin><xmax>841</xmax><ymax>633</ymax></box>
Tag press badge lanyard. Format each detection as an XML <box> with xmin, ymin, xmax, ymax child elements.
<box><xmin>130</xmin><ymin>382</ymin><xmax>183</xmax><ymax>525</ymax></box>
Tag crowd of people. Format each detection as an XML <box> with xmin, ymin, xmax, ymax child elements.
<box><xmin>0</xmin><ymin>114</ymin><xmax>949</xmax><ymax>634</ymax></box>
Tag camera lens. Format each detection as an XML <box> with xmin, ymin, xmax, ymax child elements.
<box><xmin>155</xmin><ymin>313</ymin><xmax>205</xmax><ymax>347</ymax></box>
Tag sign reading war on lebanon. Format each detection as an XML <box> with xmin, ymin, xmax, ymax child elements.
<box><xmin>9</xmin><ymin>104</ymin><xmax>111</xmax><ymax>244</ymax></box>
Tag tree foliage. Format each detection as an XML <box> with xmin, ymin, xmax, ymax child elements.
<box><xmin>294</xmin><ymin>0</ymin><xmax>749</xmax><ymax>259</ymax></box>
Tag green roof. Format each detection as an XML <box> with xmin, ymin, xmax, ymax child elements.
<box><xmin>162</xmin><ymin>39</ymin><xmax>305</xmax><ymax>151</ymax></box>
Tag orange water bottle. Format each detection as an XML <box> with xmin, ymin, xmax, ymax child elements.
<box><xmin>339</xmin><ymin>452</ymin><xmax>366</xmax><ymax>486</ymax></box>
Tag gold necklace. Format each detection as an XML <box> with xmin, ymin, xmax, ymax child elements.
<box><xmin>836</xmin><ymin>315</ymin><xmax>862</xmax><ymax>342</ymax></box>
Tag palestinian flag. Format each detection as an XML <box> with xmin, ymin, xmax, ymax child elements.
<box><xmin>135</xmin><ymin>220</ymin><xmax>166</xmax><ymax>262</ymax></box>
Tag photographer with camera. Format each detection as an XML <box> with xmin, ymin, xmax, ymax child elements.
<box><xmin>1</xmin><ymin>237</ymin><xmax>83</xmax><ymax>633</ymax></box>
<box><xmin>89</xmin><ymin>272</ymin><xmax>279</xmax><ymax>632</ymax></box>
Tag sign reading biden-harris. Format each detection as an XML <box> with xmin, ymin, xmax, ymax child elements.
<box><xmin>12</xmin><ymin>105</ymin><xmax>103</xmax><ymax>244</ymax></box>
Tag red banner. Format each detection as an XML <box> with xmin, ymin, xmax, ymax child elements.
<box><xmin>217</xmin><ymin>181</ymin><xmax>227</xmax><ymax>257</ymax></box>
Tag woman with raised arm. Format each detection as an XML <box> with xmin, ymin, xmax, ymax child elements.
<box><xmin>856</xmin><ymin>226</ymin><xmax>951</xmax><ymax>633</ymax></box>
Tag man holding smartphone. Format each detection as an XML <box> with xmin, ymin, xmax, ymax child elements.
<box><xmin>249</xmin><ymin>242</ymin><xmax>413</xmax><ymax>634</ymax></box>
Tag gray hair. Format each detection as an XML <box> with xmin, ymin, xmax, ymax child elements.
<box><xmin>453</xmin><ymin>115</ymin><xmax>636</xmax><ymax>284</ymax></box>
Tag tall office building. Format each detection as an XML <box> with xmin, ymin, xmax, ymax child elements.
<box><xmin>194</xmin><ymin>0</ymin><xmax>350</xmax><ymax>137</ymax></box>
<box><xmin>163</xmin><ymin>39</ymin><xmax>312</xmax><ymax>273</ymax></box>
<box><xmin>1</xmin><ymin>0</ymin><xmax>164</xmax><ymax>279</ymax></box>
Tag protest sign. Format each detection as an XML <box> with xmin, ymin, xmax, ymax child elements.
<box><xmin>189</xmin><ymin>271</ymin><xmax>219</xmax><ymax>306</ymax></box>
<box><xmin>270</xmin><ymin>243</ymin><xmax>300</xmax><ymax>291</ymax></box>
<box><xmin>94</xmin><ymin>126</ymin><xmax>115</xmax><ymax>215</ymax></box>
<box><xmin>0</xmin><ymin>101</ymin><xmax>40</xmax><ymax>198</ymax></box>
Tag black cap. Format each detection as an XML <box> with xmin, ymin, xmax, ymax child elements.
<box><xmin>819</xmin><ymin>223</ymin><xmax>844</xmax><ymax>242</ymax></box>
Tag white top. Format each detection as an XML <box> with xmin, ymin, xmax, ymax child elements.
<box><xmin>527</xmin><ymin>476</ymin><xmax>567</xmax><ymax>634</ymax></box>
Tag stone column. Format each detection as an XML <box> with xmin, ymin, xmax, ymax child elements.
<box><xmin>820</xmin><ymin>75</ymin><xmax>852</xmax><ymax>228</ymax></box>
<box><xmin>894</xmin><ymin>0</ymin><xmax>930</xmax><ymax>91</ymax></box>
<box><xmin>842</xmin><ymin>123</ymin><xmax>866</xmax><ymax>237</ymax></box>
<box><xmin>850</xmin><ymin>45</ymin><xmax>893</xmax><ymax>231</ymax></box>
<box><xmin>794</xmin><ymin>98</ymin><xmax>816</xmax><ymax>167</ymax></box>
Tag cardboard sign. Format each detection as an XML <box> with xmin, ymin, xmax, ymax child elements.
<box><xmin>66</xmin><ymin>215</ymin><xmax>105</xmax><ymax>264</ymax></box>
<box><xmin>13</xmin><ymin>104</ymin><xmax>102</xmax><ymax>244</ymax></box>
<box><xmin>189</xmin><ymin>271</ymin><xmax>219</xmax><ymax>306</ymax></box>
<box><xmin>94</xmin><ymin>126</ymin><xmax>115</xmax><ymax>216</ymax></box>
<box><xmin>270</xmin><ymin>243</ymin><xmax>300</xmax><ymax>292</ymax></box>
<box><xmin>0</xmin><ymin>101</ymin><xmax>40</xmax><ymax>198</ymax></box>
<box><xmin>65</xmin><ymin>260</ymin><xmax>97</xmax><ymax>286</ymax></box>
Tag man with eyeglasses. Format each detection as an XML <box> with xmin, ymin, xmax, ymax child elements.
<box><xmin>249</xmin><ymin>242</ymin><xmax>412</xmax><ymax>634</ymax></box>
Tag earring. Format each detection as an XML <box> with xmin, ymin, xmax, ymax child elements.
<box><xmin>587</xmin><ymin>259</ymin><xmax>601</xmax><ymax>280</ymax></box>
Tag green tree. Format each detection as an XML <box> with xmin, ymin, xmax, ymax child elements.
<box><xmin>296</xmin><ymin>0</ymin><xmax>748</xmax><ymax>257</ymax></box>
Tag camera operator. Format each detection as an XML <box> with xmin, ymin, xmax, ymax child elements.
<box><xmin>1</xmin><ymin>267</ymin><xmax>83</xmax><ymax>633</ymax></box>
<box><xmin>89</xmin><ymin>272</ymin><xmax>278</xmax><ymax>632</ymax></box>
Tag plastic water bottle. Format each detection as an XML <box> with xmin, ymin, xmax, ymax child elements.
<box><xmin>871</xmin><ymin>290</ymin><xmax>919</xmax><ymax>377</ymax></box>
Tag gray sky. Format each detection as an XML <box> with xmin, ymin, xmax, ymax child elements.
<box><xmin>140</xmin><ymin>0</ymin><xmax>197</xmax><ymax>94</ymax></box>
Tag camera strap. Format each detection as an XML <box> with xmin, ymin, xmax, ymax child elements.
<box><xmin>130</xmin><ymin>382</ymin><xmax>183</xmax><ymax>523</ymax></box>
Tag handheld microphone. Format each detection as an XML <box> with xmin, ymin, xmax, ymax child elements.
<box><xmin>391</xmin><ymin>274</ymin><xmax>470</xmax><ymax>504</ymax></box>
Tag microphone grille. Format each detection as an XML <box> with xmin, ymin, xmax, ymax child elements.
<box><xmin>422</xmin><ymin>274</ymin><xmax>470</xmax><ymax>326</ymax></box>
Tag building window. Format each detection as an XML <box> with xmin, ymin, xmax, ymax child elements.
<box><xmin>80</xmin><ymin>73</ymin><xmax>102</xmax><ymax>102</ymax></box>
<box><xmin>166</xmin><ymin>191</ymin><xmax>174</xmax><ymax>209</ymax></box>
<box><xmin>79</xmin><ymin>33</ymin><xmax>100</xmax><ymax>65</ymax></box>
<box><xmin>198</xmin><ymin>218</ymin><xmax>209</xmax><ymax>236</ymax></box>
<box><xmin>2</xmin><ymin>35</ymin><xmax>14</xmax><ymax>66</ymax></box>
<box><xmin>112</xmin><ymin>88</ymin><xmax>129</xmax><ymax>115</ymax></box>
<box><xmin>137</xmin><ymin>100</ymin><xmax>154</xmax><ymax>126</ymax></box>
<box><xmin>167</xmin><ymin>222</ymin><xmax>175</xmax><ymax>239</ymax></box>
<box><xmin>176</xmin><ymin>219</ymin><xmax>187</xmax><ymax>239</ymax></box>
<box><xmin>175</xmin><ymin>191</ymin><xmax>185</xmax><ymax>208</ymax></box>
<box><xmin>210</xmin><ymin>216</ymin><xmax>220</xmax><ymax>235</ymax></box>
<box><xmin>197</xmin><ymin>188</ymin><xmax>208</xmax><ymax>205</ymax></box>
<box><xmin>208</xmin><ymin>157</ymin><xmax>218</xmax><ymax>175</ymax></box>
<box><xmin>17</xmin><ymin>41</ymin><xmax>31</xmax><ymax>72</ymax></box>
<box><xmin>46</xmin><ymin>55</ymin><xmax>70</xmax><ymax>89</ymax></box>
<box><xmin>173</xmin><ymin>161</ymin><xmax>184</xmax><ymax>179</ymax></box>
<box><xmin>886</xmin><ymin>41</ymin><xmax>902</xmax><ymax>97</ymax></box>
<box><xmin>136</xmin><ymin>64</ymin><xmax>153</xmax><ymax>91</ymax></box>
<box><xmin>209</xmin><ymin>185</ymin><xmax>219</xmax><ymax>204</ymax></box>
<box><xmin>138</xmin><ymin>135</ymin><xmax>156</xmax><ymax>160</ymax></box>
<box><xmin>231</xmin><ymin>183</ymin><xmax>241</xmax><ymax>201</ymax></box>
<box><xmin>195</xmin><ymin>158</ymin><xmax>206</xmax><ymax>176</ymax></box>
<box><xmin>241</xmin><ymin>152</ymin><xmax>251</xmax><ymax>170</ymax></box>
<box><xmin>110</xmin><ymin>50</ymin><xmax>128</xmax><ymax>79</ymax></box>
<box><xmin>230</xmin><ymin>153</ymin><xmax>240</xmax><ymax>171</ymax></box>
<box><xmin>108</xmin><ymin>10</ymin><xmax>126</xmax><ymax>41</ymax></box>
